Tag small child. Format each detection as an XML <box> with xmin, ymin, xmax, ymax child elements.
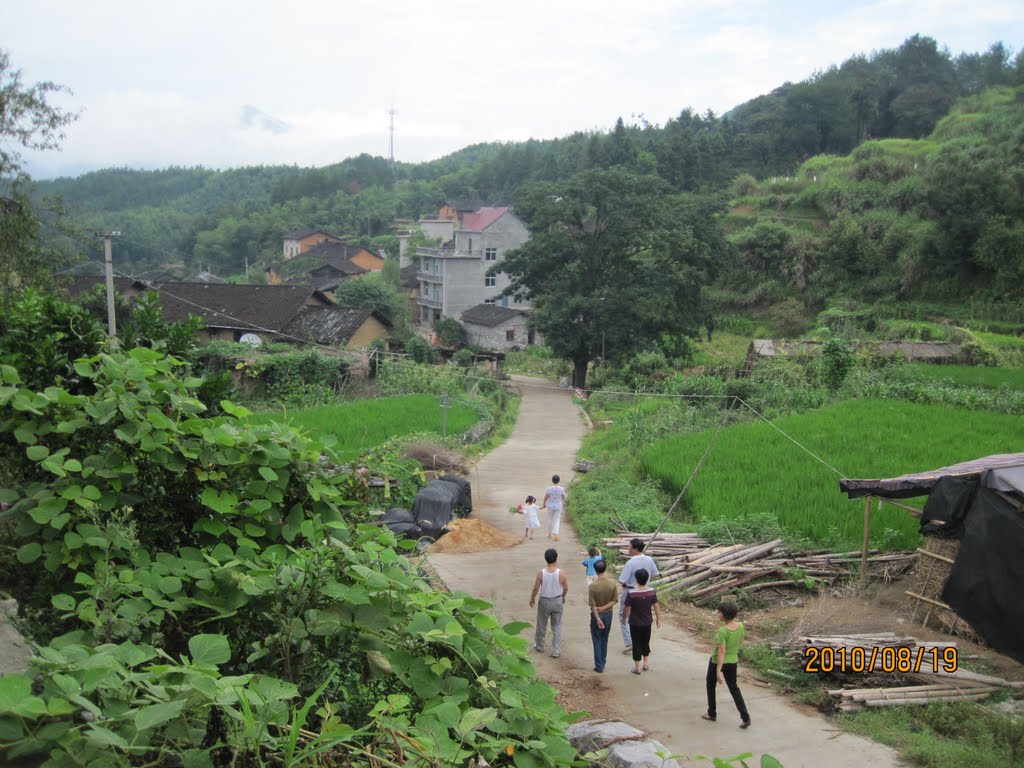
<box><xmin>702</xmin><ymin>600</ymin><xmax>751</xmax><ymax>729</ymax></box>
<box><xmin>582</xmin><ymin>546</ymin><xmax>604</xmax><ymax>584</ymax></box>
<box><xmin>522</xmin><ymin>496</ymin><xmax>541</xmax><ymax>539</ymax></box>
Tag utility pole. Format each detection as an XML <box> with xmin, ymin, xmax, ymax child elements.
<box><xmin>101</xmin><ymin>231</ymin><xmax>121</xmax><ymax>341</ymax></box>
<box><xmin>388</xmin><ymin>105</ymin><xmax>397</xmax><ymax>187</ymax></box>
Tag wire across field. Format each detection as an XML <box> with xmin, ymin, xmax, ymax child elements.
<box><xmin>251</xmin><ymin>395</ymin><xmax>479</xmax><ymax>460</ymax></box>
<box><xmin>639</xmin><ymin>400</ymin><xmax>1024</xmax><ymax>550</ymax></box>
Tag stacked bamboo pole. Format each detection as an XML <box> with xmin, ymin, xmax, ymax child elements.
<box><xmin>603</xmin><ymin>531</ymin><xmax>916</xmax><ymax>604</ymax></box>
<box><xmin>771</xmin><ymin>632</ymin><xmax>1023</xmax><ymax>712</ymax></box>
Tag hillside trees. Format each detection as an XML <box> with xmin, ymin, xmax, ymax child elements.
<box><xmin>496</xmin><ymin>168</ymin><xmax>721</xmax><ymax>387</ymax></box>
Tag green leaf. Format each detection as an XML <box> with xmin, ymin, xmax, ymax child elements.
<box><xmin>458</xmin><ymin>706</ymin><xmax>497</xmax><ymax>735</ymax></box>
<box><xmin>16</xmin><ymin>543</ymin><xmax>42</xmax><ymax>564</ymax></box>
<box><xmin>761</xmin><ymin>757</ymin><xmax>784</xmax><ymax>768</ymax></box>
<box><xmin>502</xmin><ymin>621</ymin><xmax>532</xmax><ymax>636</ymax></box>
<box><xmin>26</xmin><ymin>445</ymin><xmax>49</xmax><ymax>461</ymax></box>
<box><xmin>0</xmin><ymin>715</ymin><xmax>24</xmax><ymax>742</ymax></box>
<box><xmin>13</xmin><ymin>696</ymin><xmax>47</xmax><ymax>718</ymax></box>
<box><xmin>134</xmin><ymin>699</ymin><xmax>186</xmax><ymax>731</ymax></box>
<box><xmin>427</xmin><ymin>700</ymin><xmax>461</xmax><ymax>730</ymax></box>
<box><xmin>258</xmin><ymin>466</ymin><xmax>278</xmax><ymax>482</ymax></box>
<box><xmin>0</xmin><ymin>675</ymin><xmax>31</xmax><ymax>713</ymax></box>
<box><xmin>46</xmin><ymin>697</ymin><xmax>77</xmax><ymax>716</ymax></box>
<box><xmin>86</xmin><ymin>725</ymin><xmax>129</xmax><ymax>748</ymax></box>
<box><xmin>188</xmin><ymin>634</ymin><xmax>231</xmax><ymax>668</ymax></box>
<box><xmin>51</xmin><ymin>594</ymin><xmax>76</xmax><ymax>612</ymax></box>
<box><xmin>158</xmin><ymin>576</ymin><xmax>183</xmax><ymax>594</ymax></box>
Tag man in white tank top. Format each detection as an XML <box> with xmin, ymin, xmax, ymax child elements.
<box><xmin>529</xmin><ymin>548</ymin><xmax>569</xmax><ymax>657</ymax></box>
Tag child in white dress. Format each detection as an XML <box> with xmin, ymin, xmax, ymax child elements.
<box><xmin>522</xmin><ymin>495</ymin><xmax>541</xmax><ymax>539</ymax></box>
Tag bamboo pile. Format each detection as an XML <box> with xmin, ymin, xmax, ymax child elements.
<box><xmin>602</xmin><ymin>532</ymin><xmax>710</xmax><ymax>558</ymax></box>
<box><xmin>831</xmin><ymin>680</ymin><xmax>1004</xmax><ymax>712</ymax></box>
<box><xmin>772</xmin><ymin>632</ymin><xmax>1024</xmax><ymax>712</ymax></box>
<box><xmin>603</xmin><ymin>530</ymin><xmax>917</xmax><ymax>604</ymax></box>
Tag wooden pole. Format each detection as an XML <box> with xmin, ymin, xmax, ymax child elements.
<box><xmin>860</xmin><ymin>495</ymin><xmax>872</xmax><ymax>589</ymax></box>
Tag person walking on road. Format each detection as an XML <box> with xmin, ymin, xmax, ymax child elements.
<box><xmin>588</xmin><ymin>559</ymin><xmax>617</xmax><ymax>673</ymax></box>
<box><xmin>622</xmin><ymin>568</ymin><xmax>660</xmax><ymax>674</ymax></box>
<box><xmin>529</xmin><ymin>548</ymin><xmax>568</xmax><ymax>658</ymax></box>
<box><xmin>542</xmin><ymin>475</ymin><xmax>568</xmax><ymax>541</ymax></box>
<box><xmin>618</xmin><ymin>538</ymin><xmax>659</xmax><ymax>653</ymax></box>
<box><xmin>702</xmin><ymin>600</ymin><xmax>751</xmax><ymax>729</ymax></box>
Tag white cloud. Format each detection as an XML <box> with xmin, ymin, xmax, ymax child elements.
<box><xmin>6</xmin><ymin>0</ymin><xmax>1022</xmax><ymax>176</ymax></box>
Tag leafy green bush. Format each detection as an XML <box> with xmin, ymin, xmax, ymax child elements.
<box><xmin>404</xmin><ymin>335</ymin><xmax>438</xmax><ymax>364</ymax></box>
<box><xmin>433</xmin><ymin>317</ymin><xmax>466</xmax><ymax>347</ymax></box>
<box><xmin>0</xmin><ymin>350</ymin><xmax>574</xmax><ymax>765</ymax></box>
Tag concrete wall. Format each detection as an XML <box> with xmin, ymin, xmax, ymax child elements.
<box><xmin>464</xmin><ymin>315</ymin><xmax>538</xmax><ymax>350</ymax></box>
<box><xmin>419</xmin><ymin>220</ymin><xmax>455</xmax><ymax>243</ymax></box>
<box><xmin>443</xmin><ymin>213</ymin><xmax>531</xmax><ymax>318</ymax></box>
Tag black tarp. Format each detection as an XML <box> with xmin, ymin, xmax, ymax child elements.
<box><xmin>440</xmin><ymin>474</ymin><xmax>472</xmax><ymax>513</ymax></box>
<box><xmin>413</xmin><ymin>479</ymin><xmax>464</xmax><ymax>539</ymax></box>
<box><xmin>919</xmin><ymin>475</ymin><xmax>978</xmax><ymax>538</ymax></box>
<box><xmin>941</xmin><ymin>481</ymin><xmax>1024</xmax><ymax>665</ymax></box>
<box><xmin>378</xmin><ymin>508</ymin><xmax>420</xmax><ymax>539</ymax></box>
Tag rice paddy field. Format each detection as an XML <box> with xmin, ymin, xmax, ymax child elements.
<box><xmin>901</xmin><ymin>363</ymin><xmax>1024</xmax><ymax>390</ymax></box>
<box><xmin>638</xmin><ymin>400</ymin><xmax>1024</xmax><ymax>551</ymax></box>
<box><xmin>251</xmin><ymin>395</ymin><xmax>479</xmax><ymax>460</ymax></box>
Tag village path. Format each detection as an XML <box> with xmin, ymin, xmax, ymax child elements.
<box><xmin>428</xmin><ymin>376</ymin><xmax>900</xmax><ymax>768</ymax></box>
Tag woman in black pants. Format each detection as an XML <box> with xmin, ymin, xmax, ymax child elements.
<box><xmin>702</xmin><ymin>600</ymin><xmax>751</xmax><ymax>728</ymax></box>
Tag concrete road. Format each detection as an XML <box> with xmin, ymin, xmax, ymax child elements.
<box><xmin>429</xmin><ymin>377</ymin><xmax>900</xmax><ymax>768</ymax></box>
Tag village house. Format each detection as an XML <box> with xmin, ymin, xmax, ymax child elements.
<box><xmin>281</xmin><ymin>228</ymin><xmax>344</xmax><ymax>260</ymax></box>
<box><xmin>64</xmin><ymin>278</ymin><xmax>389</xmax><ymax>350</ymax></box>
<box><xmin>460</xmin><ymin>304</ymin><xmax>538</xmax><ymax>350</ymax></box>
<box><xmin>415</xmin><ymin>205</ymin><xmax>530</xmax><ymax>325</ymax></box>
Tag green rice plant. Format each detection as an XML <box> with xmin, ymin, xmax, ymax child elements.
<box><xmin>639</xmin><ymin>400</ymin><xmax>1024</xmax><ymax>551</ymax></box>
<box><xmin>899</xmin><ymin>363</ymin><xmax>1024</xmax><ymax>391</ymax></box>
<box><xmin>251</xmin><ymin>395</ymin><xmax>478</xmax><ymax>460</ymax></box>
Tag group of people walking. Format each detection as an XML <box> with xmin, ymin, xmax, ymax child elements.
<box><xmin>529</xmin><ymin>533</ymin><xmax>751</xmax><ymax>728</ymax></box>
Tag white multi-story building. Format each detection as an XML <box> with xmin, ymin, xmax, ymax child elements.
<box><xmin>416</xmin><ymin>206</ymin><xmax>530</xmax><ymax>325</ymax></box>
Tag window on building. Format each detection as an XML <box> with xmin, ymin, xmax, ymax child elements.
<box><xmin>485</xmin><ymin>247</ymin><xmax>497</xmax><ymax>261</ymax></box>
<box><xmin>434</xmin><ymin>260</ymin><xmax>440</xmax><ymax>274</ymax></box>
<box><xmin>484</xmin><ymin>276</ymin><xmax>496</xmax><ymax>287</ymax></box>
<box><xmin>484</xmin><ymin>299</ymin><xmax>496</xmax><ymax>305</ymax></box>
<box><xmin>420</xmin><ymin>257</ymin><xmax>427</xmax><ymax>271</ymax></box>
<box><xmin>506</xmin><ymin>329</ymin><xmax>515</xmax><ymax>342</ymax></box>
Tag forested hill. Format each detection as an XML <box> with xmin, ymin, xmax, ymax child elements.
<box><xmin>718</xmin><ymin>85</ymin><xmax>1024</xmax><ymax>323</ymax></box>
<box><xmin>32</xmin><ymin>36</ymin><xmax>1022</xmax><ymax>293</ymax></box>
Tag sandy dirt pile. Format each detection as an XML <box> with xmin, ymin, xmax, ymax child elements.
<box><xmin>428</xmin><ymin>517</ymin><xmax>523</xmax><ymax>554</ymax></box>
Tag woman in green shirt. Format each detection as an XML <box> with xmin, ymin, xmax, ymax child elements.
<box><xmin>701</xmin><ymin>600</ymin><xmax>751</xmax><ymax>728</ymax></box>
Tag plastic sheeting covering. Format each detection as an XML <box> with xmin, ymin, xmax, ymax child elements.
<box><xmin>919</xmin><ymin>476</ymin><xmax>978</xmax><ymax>538</ymax></box>
<box><xmin>840</xmin><ymin>453</ymin><xmax>1024</xmax><ymax>499</ymax></box>
<box><xmin>941</xmin><ymin>484</ymin><xmax>1024</xmax><ymax>665</ymax></box>
<box><xmin>413</xmin><ymin>479</ymin><xmax>465</xmax><ymax>539</ymax></box>
<box><xmin>439</xmin><ymin>474</ymin><xmax>472</xmax><ymax>513</ymax></box>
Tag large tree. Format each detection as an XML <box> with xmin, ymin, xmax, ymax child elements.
<box><xmin>0</xmin><ymin>50</ymin><xmax>79</xmax><ymax>302</ymax></box>
<box><xmin>496</xmin><ymin>167</ymin><xmax>720</xmax><ymax>387</ymax></box>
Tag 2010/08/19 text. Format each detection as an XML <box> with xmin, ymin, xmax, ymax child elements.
<box><xmin>803</xmin><ymin>645</ymin><xmax>958</xmax><ymax>674</ymax></box>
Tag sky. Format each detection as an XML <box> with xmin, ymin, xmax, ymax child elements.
<box><xmin>5</xmin><ymin>0</ymin><xmax>1023</xmax><ymax>179</ymax></box>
